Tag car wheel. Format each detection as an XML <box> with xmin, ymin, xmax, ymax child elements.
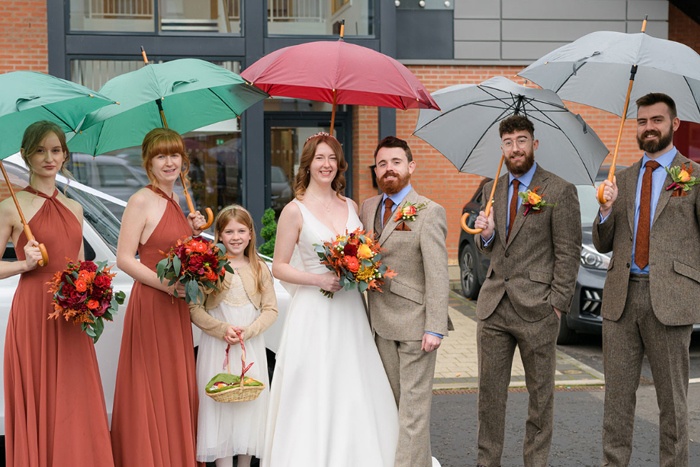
<box><xmin>460</xmin><ymin>243</ymin><xmax>481</xmax><ymax>299</ymax></box>
<box><xmin>556</xmin><ymin>314</ymin><xmax>577</xmax><ymax>345</ymax></box>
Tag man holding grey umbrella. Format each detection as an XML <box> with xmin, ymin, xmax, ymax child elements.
<box><xmin>594</xmin><ymin>93</ymin><xmax>700</xmax><ymax>466</ymax></box>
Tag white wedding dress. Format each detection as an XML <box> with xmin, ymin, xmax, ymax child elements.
<box><xmin>262</xmin><ymin>198</ymin><xmax>399</xmax><ymax>467</ymax></box>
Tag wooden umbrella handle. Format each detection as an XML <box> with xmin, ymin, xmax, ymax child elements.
<box><xmin>179</xmin><ymin>173</ymin><xmax>214</xmax><ymax>230</ymax></box>
<box><xmin>597</xmin><ymin>65</ymin><xmax>637</xmax><ymax>204</ymax></box>
<box><xmin>461</xmin><ymin>154</ymin><xmax>505</xmax><ymax>235</ymax></box>
<box><xmin>0</xmin><ymin>160</ymin><xmax>48</xmax><ymax>267</ymax></box>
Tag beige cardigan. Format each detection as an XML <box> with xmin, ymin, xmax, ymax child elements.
<box><xmin>189</xmin><ymin>261</ymin><xmax>278</xmax><ymax>342</ymax></box>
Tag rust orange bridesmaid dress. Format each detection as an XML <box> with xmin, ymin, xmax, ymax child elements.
<box><xmin>110</xmin><ymin>186</ymin><xmax>201</xmax><ymax>467</ymax></box>
<box><xmin>4</xmin><ymin>187</ymin><xmax>114</xmax><ymax>467</ymax></box>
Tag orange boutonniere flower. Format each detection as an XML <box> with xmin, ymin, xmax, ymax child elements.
<box><xmin>666</xmin><ymin>163</ymin><xmax>698</xmax><ymax>197</ymax></box>
<box><xmin>518</xmin><ymin>186</ymin><xmax>557</xmax><ymax>216</ymax></box>
<box><xmin>393</xmin><ymin>201</ymin><xmax>429</xmax><ymax>222</ymax></box>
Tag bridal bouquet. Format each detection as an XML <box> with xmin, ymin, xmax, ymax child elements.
<box><xmin>156</xmin><ymin>235</ymin><xmax>233</xmax><ymax>304</ymax></box>
<box><xmin>47</xmin><ymin>260</ymin><xmax>125</xmax><ymax>343</ymax></box>
<box><xmin>314</xmin><ymin>228</ymin><xmax>397</xmax><ymax>298</ymax></box>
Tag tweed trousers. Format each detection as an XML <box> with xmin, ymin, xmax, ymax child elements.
<box><xmin>601</xmin><ymin>274</ymin><xmax>692</xmax><ymax>467</ymax></box>
<box><xmin>374</xmin><ymin>335</ymin><xmax>436</xmax><ymax>467</ymax></box>
<box><xmin>476</xmin><ymin>294</ymin><xmax>560</xmax><ymax>467</ymax></box>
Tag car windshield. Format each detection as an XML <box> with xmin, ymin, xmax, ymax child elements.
<box><xmin>576</xmin><ymin>184</ymin><xmax>601</xmax><ymax>226</ymax></box>
<box><xmin>271</xmin><ymin>166</ymin><xmax>287</xmax><ymax>183</ymax></box>
<box><xmin>1</xmin><ymin>161</ymin><xmax>120</xmax><ymax>255</ymax></box>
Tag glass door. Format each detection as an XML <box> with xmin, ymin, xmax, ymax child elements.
<box><xmin>265</xmin><ymin>112</ymin><xmax>352</xmax><ymax>218</ymax></box>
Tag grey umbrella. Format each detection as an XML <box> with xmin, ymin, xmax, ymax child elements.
<box><xmin>414</xmin><ymin>76</ymin><xmax>609</xmax><ymax>234</ymax></box>
<box><xmin>518</xmin><ymin>24</ymin><xmax>700</xmax><ymax>202</ymax></box>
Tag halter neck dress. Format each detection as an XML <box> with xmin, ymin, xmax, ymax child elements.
<box><xmin>4</xmin><ymin>186</ymin><xmax>114</xmax><ymax>467</ymax></box>
<box><xmin>110</xmin><ymin>186</ymin><xmax>202</xmax><ymax>467</ymax></box>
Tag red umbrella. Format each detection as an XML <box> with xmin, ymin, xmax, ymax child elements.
<box><xmin>241</xmin><ymin>30</ymin><xmax>439</xmax><ymax>133</ymax></box>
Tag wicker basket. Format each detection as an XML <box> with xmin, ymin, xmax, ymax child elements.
<box><xmin>206</xmin><ymin>380</ymin><xmax>266</xmax><ymax>403</ymax></box>
<box><xmin>206</xmin><ymin>337</ymin><xmax>265</xmax><ymax>403</ymax></box>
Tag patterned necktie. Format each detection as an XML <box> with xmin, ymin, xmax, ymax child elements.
<box><xmin>507</xmin><ymin>179</ymin><xmax>520</xmax><ymax>242</ymax></box>
<box><xmin>382</xmin><ymin>197</ymin><xmax>394</xmax><ymax>228</ymax></box>
<box><xmin>634</xmin><ymin>160</ymin><xmax>661</xmax><ymax>270</ymax></box>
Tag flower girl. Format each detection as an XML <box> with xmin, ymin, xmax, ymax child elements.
<box><xmin>190</xmin><ymin>205</ymin><xmax>278</xmax><ymax>467</ymax></box>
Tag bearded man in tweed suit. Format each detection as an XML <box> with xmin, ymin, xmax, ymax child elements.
<box><xmin>359</xmin><ymin>136</ymin><xmax>449</xmax><ymax>467</ymax></box>
<box><xmin>594</xmin><ymin>93</ymin><xmax>700</xmax><ymax>467</ymax></box>
<box><xmin>473</xmin><ymin>115</ymin><xmax>581</xmax><ymax>467</ymax></box>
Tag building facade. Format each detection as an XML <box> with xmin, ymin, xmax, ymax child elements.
<box><xmin>2</xmin><ymin>0</ymin><xmax>700</xmax><ymax>260</ymax></box>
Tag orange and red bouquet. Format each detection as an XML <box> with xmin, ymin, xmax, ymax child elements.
<box><xmin>47</xmin><ymin>260</ymin><xmax>125</xmax><ymax>343</ymax></box>
<box><xmin>156</xmin><ymin>236</ymin><xmax>233</xmax><ymax>304</ymax></box>
<box><xmin>314</xmin><ymin>228</ymin><xmax>397</xmax><ymax>298</ymax></box>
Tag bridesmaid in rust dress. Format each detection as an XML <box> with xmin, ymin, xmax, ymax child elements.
<box><xmin>111</xmin><ymin>128</ymin><xmax>206</xmax><ymax>467</ymax></box>
<box><xmin>1</xmin><ymin>121</ymin><xmax>114</xmax><ymax>466</ymax></box>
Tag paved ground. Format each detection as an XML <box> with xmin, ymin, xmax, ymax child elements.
<box><xmin>433</xmin><ymin>291</ymin><xmax>604</xmax><ymax>390</ymax></box>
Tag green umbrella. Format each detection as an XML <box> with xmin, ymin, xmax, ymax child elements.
<box><xmin>0</xmin><ymin>71</ymin><xmax>115</xmax><ymax>159</ymax></box>
<box><xmin>0</xmin><ymin>71</ymin><xmax>115</xmax><ymax>267</ymax></box>
<box><xmin>68</xmin><ymin>57</ymin><xmax>269</xmax><ymax>229</ymax></box>
<box><xmin>69</xmin><ymin>58</ymin><xmax>269</xmax><ymax>156</ymax></box>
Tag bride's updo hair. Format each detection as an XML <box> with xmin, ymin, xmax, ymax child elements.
<box><xmin>294</xmin><ymin>132</ymin><xmax>347</xmax><ymax>199</ymax></box>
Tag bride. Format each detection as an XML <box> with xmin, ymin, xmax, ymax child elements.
<box><xmin>263</xmin><ymin>133</ymin><xmax>399</xmax><ymax>466</ymax></box>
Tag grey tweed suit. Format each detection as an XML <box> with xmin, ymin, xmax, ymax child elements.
<box><xmin>359</xmin><ymin>188</ymin><xmax>449</xmax><ymax>467</ymax></box>
<box><xmin>593</xmin><ymin>152</ymin><xmax>700</xmax><ymax>467</ymax></box>
<box><xmin>475</xmin><ymin>164</ymin><xmax>581</xmax><ymax>467</ymax></box>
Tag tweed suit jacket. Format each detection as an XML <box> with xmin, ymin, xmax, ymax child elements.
<box><xmin>359</xmin><ymin>188</ymin><xmax>450</xmax><ymax>341</ymax></box>
<box><xmin>592</xmin><ymin>152</ymin><xmax>700</xmax><ymax>325</ymax></box>
<box><xmin>475</xmin><ymin>165</ymin><xmax>582</xmax><ymax>322</ymax></box>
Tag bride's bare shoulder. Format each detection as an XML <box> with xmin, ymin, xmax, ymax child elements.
<box><xmin>279</xmin><ymin>200</ymin><xmax>302</xmax><ymax>224</ymax></box>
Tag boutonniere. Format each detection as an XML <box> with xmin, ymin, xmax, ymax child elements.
<box><xmin>518</xmin><ymin>187</ymin><xmax>557</xmax><ymax>216</ymax></box>
<box><xmin>393</xmin><ymin>201</ymin><xmax>428</xmax><ymax>222</ymax></box>
<box><xmin>665</xmin><ymin>164</ymin><xmax>698</xmax><ymax>197</ymax></box>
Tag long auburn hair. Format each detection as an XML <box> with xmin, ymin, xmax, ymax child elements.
<box><xmin>141</xmin><ymin>128</ymin><xmax>190</xmax><ymax>189</ymax></box>
<box><xmin>293</xmin><ymin>133</ymin><xmax>347</xmax><ymax>199</ymax></box>
<box><xmin>20</xmin><ymin>120</ymin><xmax>73</xmax><ymax>183</ymax></box>
<box><xmin>215</xmin><ymin>204</ymin><xmax>266</xmax><ymax>293</ymax></box>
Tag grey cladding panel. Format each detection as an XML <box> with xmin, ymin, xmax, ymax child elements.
<box><xmin>397</xmin><ymin>10</ymin><xmax>454</xmax><ymax>60</ymax></box>
<box><xmin>501</xmin><ymin>41</ymin><xmax>569</xmax><ymax>60</ymax></box>
<box><xmin>454</xmin><ymin>20</ymin><xmax>500</xmax><ymax>41</ymax></box>
<box><xmin>454</xmin><ymin>41</ymin><xmax>501</xmax><ymax>60</ymax></box>
<box><xmin>627</xmin><ymin>0</ymin><xmax>669</xmax><ymax>20</ymax></box>
<box><xmin>454</xmin><ymin>0</ymin><xmax>500</xmax><ymax>19</ymax></box>
<box><xmin>502</xmin><ymin>0</ymin><xmax>626</xmax><ymax>20</ymax></box>
<box><xmin>501</xmin><ymin>20</ymin><xmax>626</xmax><ymax>41</ymax></box>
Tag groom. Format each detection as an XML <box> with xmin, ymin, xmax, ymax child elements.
<box><xmin>360</xmin><ymin>136</ymin><xmax>450</xmax><ymax>467</ymax></box>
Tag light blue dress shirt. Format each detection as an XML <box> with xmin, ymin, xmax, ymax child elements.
<box><xmin>380</xmin><ymin>183</ymin><xmax>413</xmax><ymax>227</ymax></box>
<box><xmin>483</xmin><ymin>162</ymin><xmax>538</xmax><ymax>246</ymax></box>
<box><xmin>380</xmin><ymin>184</ymin><xmax>442</xmax><ymax>339</ymax></box>
<box><xmin>599</xmin><ymin>147</ymin><xmax>676</xmax><ymax>274</ymax></box>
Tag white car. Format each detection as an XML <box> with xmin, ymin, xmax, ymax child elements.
<box><xmin>0</xmin><ymin>157</ymin><xmax>290</xmax><ymax>440</ymax></box>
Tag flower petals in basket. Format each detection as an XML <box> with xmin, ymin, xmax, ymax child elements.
<box><xmin>205</xmin><ymin>329</ymin><xmax>265</xmax><ymax>403</ymax></box>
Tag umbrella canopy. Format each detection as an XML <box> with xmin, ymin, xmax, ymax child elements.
<box><xmin>0</xmin><ymin>71</ymin><xmax>114</xmax><ymax>159</ymax></box>
<box><xmin>518</xmin><ymin>31</ymin><xmax>700</xmax><ymax>122</ymax></box>
<box><xmin>240</xmin><ymin>40</ymin><xmax>439</xmax><ymax>111</ymax></box>
<box><xmin>69</xmin><ymin>58</ymin><xmax>269</xmax><ymax>156</ymax></box>
<box><xmin>414</xmin><ymin>76</ymin><xmax>609</xmax><ymax>186</ymax></box>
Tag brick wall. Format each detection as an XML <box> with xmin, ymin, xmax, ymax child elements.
<box><xmin>0</xmin><ymin>1</ymin><xmax>48</xmax><ymax>74</ymax></box>
<box><xmin>669</xmin><ymin>4</ymin><xmax>700</xmax><ymax>53</ymax></box>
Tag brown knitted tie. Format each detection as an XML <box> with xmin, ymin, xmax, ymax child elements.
<box><xmin>382</xmin><ymin>197</ymin><xmax>394</xmax><ymax>228</ymax></box>
<box><xmin>634</xmin><ymin>160</ymin><xmax>661</xmax><ymax>270</ymax></box>
<box><xmin>507</xmin><ymin>179</ymin><xmax>520</xmax><ymax>242</ymax></box>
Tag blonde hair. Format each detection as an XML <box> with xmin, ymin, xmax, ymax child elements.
<box><xmin>20</xmin><ymin>121</ymin><xmax>72</xmax><ymax>183</ymax></box>
<box><xmin>294</xmin><ymin>133</ymin><xmax>347</xmax><ymax>199</ymax></box>
<box><xmin>141</xmin><ymin>128</ymin><xmax>190</xmax><ymax>188</ymax></box>
<box><xmin>215</xmin><ymin>204</ymin><xmax>266</xmax><ymax>293</ymax></box>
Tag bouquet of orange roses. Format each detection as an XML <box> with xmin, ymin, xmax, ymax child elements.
<box><xmin>47</xmin><ymin>260</ymin><xmax>125</xmax><ymax>343</ymax></box>
<box><xmin>156</xmin><ymin>235</ymin><xmax>233</xmax><ymax>304</ymax></box>
<box><xmin>314</xmin><ymin>228</ymin><xmax>397</xmax><ymax>298</ymax></box>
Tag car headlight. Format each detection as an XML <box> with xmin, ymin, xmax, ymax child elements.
<box><xmin>580</xmin><ymin>244</ymin><xmax>610</xmax><ymax>270</ymax></box>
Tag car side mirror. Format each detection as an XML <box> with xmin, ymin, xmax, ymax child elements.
<box><xmin>125</xmin><ymin>178</ymin><xmax>141</xmax><ymax>187</ymax></box>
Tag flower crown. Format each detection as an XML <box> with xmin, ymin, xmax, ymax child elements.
<box><xmin>305</xmin><ymin>131</ymin><xmax>337</xmax><ymax>143</ymax></box>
